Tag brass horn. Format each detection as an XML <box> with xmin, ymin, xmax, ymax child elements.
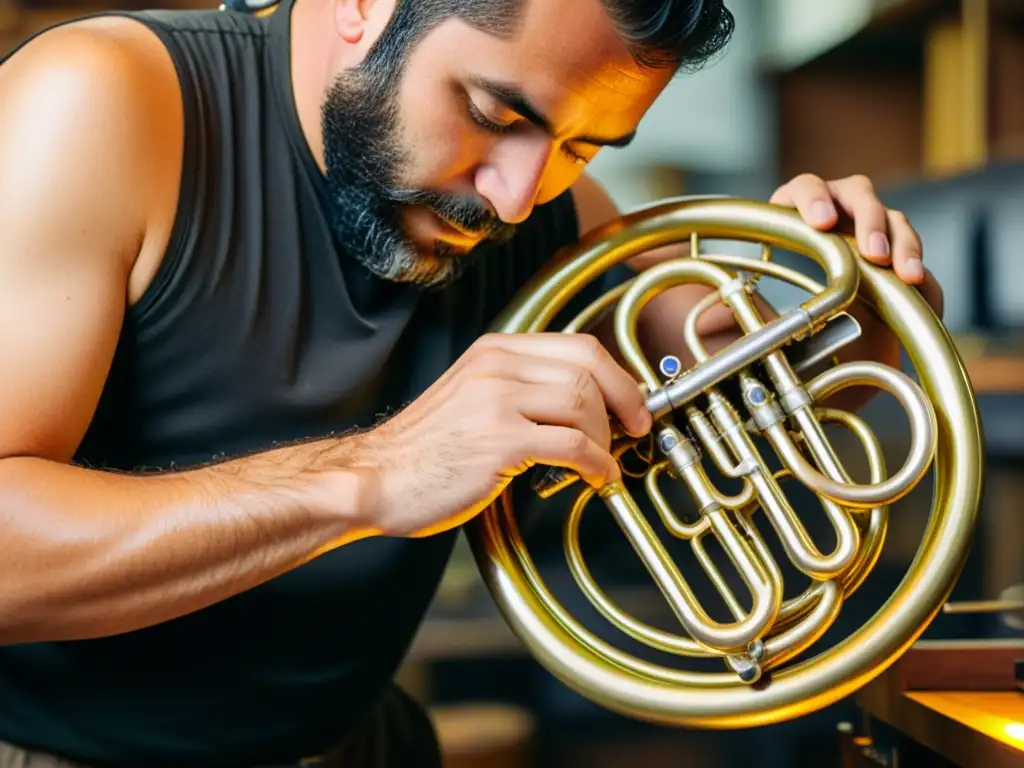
<box><xmin>465</xmin><ymin>196</ymin><xmax>984</xmax><ymax>729</ymax></box>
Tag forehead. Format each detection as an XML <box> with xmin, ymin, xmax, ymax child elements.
<box><xmin>420</xmin><ymin>0</ymin><xmax>673</xmax><ymax>128</ymax></box>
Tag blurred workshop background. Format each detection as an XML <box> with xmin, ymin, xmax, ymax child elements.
<box><xmin>2</xmin><ymin>0</ymin><xmax>1022</xmax><ymax>767</ymax></box>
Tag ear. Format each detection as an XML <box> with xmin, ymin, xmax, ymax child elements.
<box><xmin>334</xmin><ymin>0</ymin><xmax>392</xmax><ymax>45</ymax></box>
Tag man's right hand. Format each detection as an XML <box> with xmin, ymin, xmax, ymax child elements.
<box><xmin>350</xmin><ymin>332</ymin><xmax>654</xmax><ymax>538</ymax></box>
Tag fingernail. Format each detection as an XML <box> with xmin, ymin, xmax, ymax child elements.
<box><xmin>631</xmin><ymin>415</ymin><xmax>653</xmax><ymax>437</ymax></box>
<box><xmin>869</xmin><ymin>231</ymin><xmax>891</xmax><ymax>260</ymax></box>
<box><xmin>812</xmin><ymin>201</ymin><xmax>836</xmax><ymax>225</ymax></box>
<box><xmin>904</xmin><ymin>257</ymin><xmax>924</xmax><ymax>282</ymax></box>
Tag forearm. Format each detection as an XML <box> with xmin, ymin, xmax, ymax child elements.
<box><xmin>0</xmin><ymin>441</ymin><xmax>376</xmax><ymax>644</ymax></box>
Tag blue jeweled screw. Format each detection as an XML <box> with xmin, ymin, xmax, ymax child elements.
<box><xmin>659</xmin><ymin>355</ymin><xmax>681</xmax><ymax>378</ymax></box>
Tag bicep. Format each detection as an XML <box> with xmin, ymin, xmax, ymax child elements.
<box><xmin>0</xmin><ymin>24</ymin><xmax>165</xmax><ymax>462</ymax></box>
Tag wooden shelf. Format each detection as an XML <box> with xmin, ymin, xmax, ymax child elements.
<box><xmin>954</xmin><ymin>333</ymin><xmax>1024</xmax><ymax>394</ymax></box>
<box><xmin>965</xmin><ymin>355</ymin><xmax>1024</xmax><ymax>394</ymax></box>
<box><xmin>772</xmin><ymin>0</ymin><xmax>1024</xmax><ymax>188</ymax></box>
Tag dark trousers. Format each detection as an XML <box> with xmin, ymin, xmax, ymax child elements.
<box><xmin>0</xmin><ymin>684</ymin><xmax>443</xmax><ymax>768</ymax></box>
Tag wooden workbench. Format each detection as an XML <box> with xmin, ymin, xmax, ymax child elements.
<box><xmin>855</xmin><ymin>640</ymin><xmax>1024</xmax><ymax>768</ymax></box>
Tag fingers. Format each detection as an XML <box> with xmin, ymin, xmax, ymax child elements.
<box><xmin>514</xmin><ymin>381</ymin><xmax>611</xmax><ymax>453</ymax></box>
<box><xmin>773</xmin><ymin>174</ymin><xmax>893</xmax><ymax>263</ymax></box>
<box><xmin>825</xmin><ymin>176</ymin><xmax>892</xmax><ymax>265</ymax></box>
<box><xmin>886</xmin><ymin>208</ymin><xmax>924</xmax><ymax>284</ymax></box>
<box><xmin>471</xmin><ymin>333</ymin><xmax>652</xmax><ymax>437</ymax></box>
<box><xmin>772</xmin><ymin>173</ymin><xmax>927</xmax><ymax>288</ymax></box>
<box><xmin>521</xmin><ymin>424</ymin><xmax>621</xmax><ymax>488</ymax></box>
<box><xmin>769</xmin><ymin>173</ymin><xmax>839</xmax><ymax>230</ymax></box>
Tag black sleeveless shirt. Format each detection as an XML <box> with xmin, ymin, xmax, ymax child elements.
<box><xmin>0</xmin><ymin>3</ymin><xmax>598</xmax><ymax>765</ymax></box>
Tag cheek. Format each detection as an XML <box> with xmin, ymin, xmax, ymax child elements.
<box><xmin>535</xmin><ymin>165</ymin><xmax>586</xmax><ymax>206</ymax></box>
<box><xmin>397</xmin><ymin>70</ymin><xmax>488</xmax><ymax>187</ymax></box>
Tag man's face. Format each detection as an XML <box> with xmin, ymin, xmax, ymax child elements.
<box><xmin>321</xmin><ymin>0</ymin><xmax>672</xmax><ymax>288</ymax></box>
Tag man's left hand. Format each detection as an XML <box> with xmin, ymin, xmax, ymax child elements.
<box><xmin>769</xmin><ymin>173</ymin><xmax>943</xmax><ymax>319</ymax></box>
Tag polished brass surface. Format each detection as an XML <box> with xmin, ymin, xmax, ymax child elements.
<box><xmin>465</xmin><ymin>197</ymin><xmax>984</xmax><ymax>729</ymax></box>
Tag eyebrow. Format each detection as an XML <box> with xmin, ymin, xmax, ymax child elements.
<box><xmin>470</xmin><ymin>76</ymin><xmax>637</xmax><ymax>149</ymax></box>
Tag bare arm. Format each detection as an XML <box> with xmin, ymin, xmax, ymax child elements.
<box><xmin>571</xmin><ymin>174</ymin><xmax>906</xmax><ymax>413</ymax></box>
<box><xmin>0</xmin><ymin>22</ymin><xmax>378</xmax><ymax>645</ymax></box>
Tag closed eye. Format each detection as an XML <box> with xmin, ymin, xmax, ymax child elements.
<box><xmin>467</xmin><ymin>100</ymin><xmax>514</xmax><ymax>133</ymax></box>
<box><xmin>466</xmin><ymin>101</ymin><xmax>591</xmax><ymax>165</ymax></box>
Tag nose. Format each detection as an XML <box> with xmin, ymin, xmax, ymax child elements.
<box><xmin>475</xmin><ymin>135</ymin><xmax>552</xmax><ymax>225</ymax></box>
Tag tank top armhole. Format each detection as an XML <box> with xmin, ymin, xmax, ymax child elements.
<box><xmin>0</xmin><ymin>10</ymin><xmax>203</xmax><ymax>328</ymax></box>
<box><xmin>123</xmin><ymin>12</ymin><xmax>204</xmax><ymax>327</ymax></box>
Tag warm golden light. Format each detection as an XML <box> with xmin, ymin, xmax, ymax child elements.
<box><xmin>1005</xmin><ymin>722</ymin><xmax>1024</xmax><ymax>744</ymax></box>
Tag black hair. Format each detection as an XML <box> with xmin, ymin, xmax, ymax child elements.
<box><xmin>361</xmin><ymin>0</ymin><xmax>735</xmax><ymax>78</ymax></box>
<box><xmin>601</xmin><ymin>0</ymin><xmax>735</xmax><ymax>71</ymax></box>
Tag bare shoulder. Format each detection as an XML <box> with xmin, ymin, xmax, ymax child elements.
<box><xmin>0</xmin><ymin>15</ymin><xmax>185</xmax><ymax>302</ymax></box>
<box><xmin>0</xmin><ymin>17</ymin><xmax>185</xmax><ymax>462</ymax></box>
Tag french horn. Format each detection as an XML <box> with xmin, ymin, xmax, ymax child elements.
<box><xmin>465</xmin><ymin>196</ymin><xmax>984</xmax><ymax>729</ymax></box>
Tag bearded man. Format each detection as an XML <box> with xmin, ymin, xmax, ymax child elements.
<box><xmin>0</xmin><ymin>0</ymin><xmax>941</xmax><ymax>765</ymax></box>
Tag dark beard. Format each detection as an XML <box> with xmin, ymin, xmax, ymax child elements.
<box><xmin>320</xmin><ymin>63</ymin><xmax>516</xmax><ymax>289</ymax></box>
